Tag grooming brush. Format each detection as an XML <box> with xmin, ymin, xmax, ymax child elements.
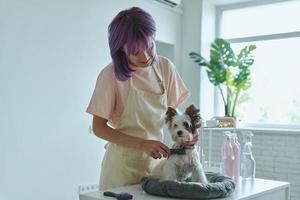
<box><xmin>170</xmin><ymin>148</ymin><xmax>186</xmax><ymax>155</ymax></box>
<box><xmin>103</xmin><ymin>191</ymin><xmax>133</xmax><ymax>200</ymax></box>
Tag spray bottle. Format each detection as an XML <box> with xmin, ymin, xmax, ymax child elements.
<box><xmin>232</xmin><ymin>133</ymin><xmax>241</xmax><ymax>181</ymax></box>
<box><xmin>241</xmin><ymin>131</ymin><xmax>255</xmax><ymax>180</ymax></box>
<box><xmin>220</xmin><ymin>132</ymin><xmax>233</xmax><ymax>179</ymax></box>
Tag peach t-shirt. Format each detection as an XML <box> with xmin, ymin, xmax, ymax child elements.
<box><xmin>86</xmin><ymin>56</ymin><xmax>190</xmax><ymax>127</ymax></box>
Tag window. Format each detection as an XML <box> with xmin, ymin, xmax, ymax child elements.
<box><xmin>217</xmin><ymin>0</ymin><xmax>300</xmax><ymax>127</ymax></box>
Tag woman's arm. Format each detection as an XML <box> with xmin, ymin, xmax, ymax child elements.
<box><xmin>92</xmin><ymin>115</ymin><xmax>170</xmax><ymax>159</ymax></box>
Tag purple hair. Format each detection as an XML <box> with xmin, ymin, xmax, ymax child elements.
<box><xmin>108</xmin><ymin>7</ymin><xmax>157</xmax><ymax>81</ymax></box>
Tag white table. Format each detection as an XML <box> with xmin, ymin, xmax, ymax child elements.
<box><xmin>79</xmin><ymin>178</ymin><xmax>290</xmax><ymax>200</ymax></box>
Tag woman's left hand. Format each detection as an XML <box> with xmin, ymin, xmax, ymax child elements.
<box><xmin>182</xmin><ymin>129</ymin><xmax>199</xmax><ymax>149</ymax></box>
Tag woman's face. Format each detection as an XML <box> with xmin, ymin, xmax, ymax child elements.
<box><xmin>123</xmin><ymin>41</ymin><xmax>156</xmax><ymax>68</ymax></box>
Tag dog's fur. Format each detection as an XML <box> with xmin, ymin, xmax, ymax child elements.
<box><xmin>150</xmin><ymin>104</ymin><xmax>208</xmax><ymax>183</ymax></box>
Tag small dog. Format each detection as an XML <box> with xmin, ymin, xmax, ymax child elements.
<box><xmin>150</xmin><ymin>104</ymin><xmax>208</xmax><ymax>183</ymax></box>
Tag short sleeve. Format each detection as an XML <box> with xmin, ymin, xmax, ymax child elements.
<box><xmin>86</xmin><ymin>68</ymin><xmax>116</xmax><ymax>120</ymax></box>
<box><xmin>165</xmin><ymin>60</ymin><xmax>190</xmax><ymax>108</ymax></box>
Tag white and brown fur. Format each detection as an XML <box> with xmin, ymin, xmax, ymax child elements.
<box><xmin>150</xmin><ymin>104</ymin><xmax>208</xmax><ymax>183</ymax></box>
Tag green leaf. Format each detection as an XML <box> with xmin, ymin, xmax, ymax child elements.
<box><xmin>211</xmin><ymin>38</ymin><xmax>236</xmax><ymax>67</ymax></box>
<box><xmin>189</xmin><ymin>52</ymin><xmax>209</xmax><ymax>67</ymax></box>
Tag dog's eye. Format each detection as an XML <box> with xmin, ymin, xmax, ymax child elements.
<box><xmin>183</xmin><ymin>122</ymin><xmax>189</xmax><ymax>128</ymax></box>
<box><xmin>174</xmin><ymin>124</ymin><xmax>178</xmax><ymax>128</ymax></box>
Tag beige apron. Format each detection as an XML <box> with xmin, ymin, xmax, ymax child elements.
<box><xmin>99</xmin><ymin>65</ymin><xmax>167</xmax><ymax>190</ymax></box>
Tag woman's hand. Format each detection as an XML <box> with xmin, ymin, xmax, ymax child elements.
<box><xmin>182</xmin><ymin>129</ymin><xmax>199</xmax><ymax>149</ymax></box>
<box><xmin>140</xmin><ymin>140</ymin><xmax>170</xmax><ymax>159</ymax></box>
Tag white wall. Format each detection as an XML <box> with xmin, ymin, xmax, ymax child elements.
<box><xmin>180</xmin><ymin>0</ymin><xmax>202</xmax><ymax>109</ymax></box>
<box><xmin>0</xmin><ymin>1</ymin><xmax>183</xmax><ymax>200</ymax></box>
<box><xmin>199</xmin><ymin>0</ymin><xmax>217</xmax><ymax>120</ymax></box>
<box><xmin>180</xmin><ymin>0</ymin><xmax>216</xmax><ymax>121</ymax></box>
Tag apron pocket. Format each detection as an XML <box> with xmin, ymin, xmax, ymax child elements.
<box><xmin>122</xmin><ymin>157</ymin><xmax>151</xmax><ymax>183</ymax></box>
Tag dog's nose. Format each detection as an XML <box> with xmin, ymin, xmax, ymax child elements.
<box><xmin>177</xmin><ymin>130</ymin><xmax>183</xmax><ymax>136</ymax></box>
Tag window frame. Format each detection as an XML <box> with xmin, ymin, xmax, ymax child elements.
<box><xmin>215</xmin><ymin>0</ymin><xmax>300</xmax><ymax>130</ymax></box>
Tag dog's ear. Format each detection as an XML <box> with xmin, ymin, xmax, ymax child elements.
<box><xmin>185</xmin><ymin>104</ymin><xmax>201</xmax><ymax>130</ymax></box>
<box><xmin>165</xmin><ymin>107</ymin><xmax>177</xmax><ymax>125</ymax></box>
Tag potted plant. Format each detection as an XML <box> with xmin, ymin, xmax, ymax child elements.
<box><xmin>189</xmin><ymin>38</ymin><xmax>256</xmax><ymax>118</ymax></box>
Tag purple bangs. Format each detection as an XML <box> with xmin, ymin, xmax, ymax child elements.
<box><xmin>108</xmin><ymin>7</ymin><xmax>157</xmax><ymax>81</ymax></box>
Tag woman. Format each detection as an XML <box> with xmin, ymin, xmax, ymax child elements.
<box><xmin>86</xmin><ymin>7</ymin><xmax>198</xmax><ymax>189</ymax></box>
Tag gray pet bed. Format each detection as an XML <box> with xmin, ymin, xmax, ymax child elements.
<box><xmin>140</xmin><ymin>172</ymin><xmax>236</xmax><ymax>199</ymax></box>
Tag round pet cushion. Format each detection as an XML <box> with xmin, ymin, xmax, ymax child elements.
<box><xmin>140</xmin><ymin>172</ymin><xmax>236</xmax><ymax>199</ymax></box>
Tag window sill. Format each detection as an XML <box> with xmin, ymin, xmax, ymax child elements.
<box><xmin>202</xmin><ymin>126</ymin><xmax>300</xmax><ymax>135</ymax></box>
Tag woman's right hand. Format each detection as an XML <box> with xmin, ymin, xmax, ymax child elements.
<box><xmin>140</xmin><ymin>140</ymin><xmax>170</xmax><ymax>159</ymax></box>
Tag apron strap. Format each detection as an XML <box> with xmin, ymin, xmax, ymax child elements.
<box><xmin>152</xmin><ymin>65</ymin><xmax>165</xmax><ymax>94</ymax></box>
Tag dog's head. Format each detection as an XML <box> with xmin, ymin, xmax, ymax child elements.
<box><xmin>165</xmin><ymin>104</ymin><xmax>201</xmax><ymax>146</ymax></box>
